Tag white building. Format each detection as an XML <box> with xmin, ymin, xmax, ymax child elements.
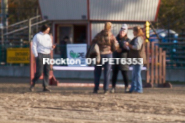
<box><xmin>39</xmin><ymin>0</ymin><xmax>160</xmax><ymax>45</ymax></box>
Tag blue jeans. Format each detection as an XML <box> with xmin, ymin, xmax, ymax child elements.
<box><xmin>94</xmin><ymin>54</ymin><xmax>112</xmax><ymax>91</ymax></box>
<box><xmin>129</xmin><ymin>64</ymin><xmax>143</xmax><ymax>93</ymax></box>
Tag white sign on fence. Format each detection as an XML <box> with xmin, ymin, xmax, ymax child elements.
<box><xmin>66</xmin><ymin>44</ymin><xmax>87</xmax><ymax>66</ymax></box>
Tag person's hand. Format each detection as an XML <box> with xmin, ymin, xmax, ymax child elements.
<box><xmin>117</xmin><ymin>48</ymin><xmax>122</xmax><ymax>53</ymax></box>
<box><xmin>124</xmin><ymin>42</ymin><xmax>129</xmax><ymax>46</ymax></box>
<box><xmin>123</xmin><ymin>45</ymin><xmax>128</xmax><ymax>49</ymax></box>
<box><xmin>35</xmin><ymin>56</ymin><xmax>38</xmax><ymax>61</ymax></box>
<box><xmin>52</xmin><ymin>45</ymin><xmax>56</xmax><ymax>49</ymax></box>
<box><xmin>128</xmin><ymin>44</ymin><xmax>132</xmax><ymax>49</ymax></box>
<box><xmin>114</xmin><ymin>40</ymin><xmax>119</xmax><ymax>45</ymax></box>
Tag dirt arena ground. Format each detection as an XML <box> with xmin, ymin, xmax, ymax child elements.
<box><xmin>0</xmin><ymin>79</ymin><xmax>185</xmax><ymax>123</ymax></box>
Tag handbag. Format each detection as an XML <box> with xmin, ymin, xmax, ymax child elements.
<box><xmin>86</xmin><ymin>43</ymin><xmax>101</xmax><ymax>64</ymax></box>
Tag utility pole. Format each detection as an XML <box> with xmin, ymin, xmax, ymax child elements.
<box><xmin>28</xmin><ymin>18</ymin><xmax>31</xmax><ymax>41</ymax></box>
<box><xmin>167</xmin><ymin>17</ymin><xmax>170</xmax><ymax>42</ymax></box>
<box><xmin>1</xmin><ymin>0</ymin><xmax>8</xmax><ymax>27</ymax></box>
<box><xmin>36</xmin><ymin>7</ymin><xmax>39</xmax><ymax>33</ymax></box>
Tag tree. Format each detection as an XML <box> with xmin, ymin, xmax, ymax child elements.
<box><xmin>2</xmin><ymin>0</ymin><xmax>39</xmax><ymax>25</ymax></box>
<box><xmin>154</xmin><ymin>0</ymin><xmax>185</xmax><ymax>33</ymax></box>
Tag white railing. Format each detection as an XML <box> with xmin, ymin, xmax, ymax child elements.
<box><xmin>4</xmin><ymin>20</ymin><xmax>46</xmax><ymax>35</ymax></box>
<box><xmin>3</xmin><ymin>15</ymin><xmax>46</xmax><ymax>36</ymax></box>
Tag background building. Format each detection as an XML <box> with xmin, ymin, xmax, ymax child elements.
<box><xmin>39</xmin><ymin>0</ymin><xmax>160</xmax><ymax>45</ymax></box>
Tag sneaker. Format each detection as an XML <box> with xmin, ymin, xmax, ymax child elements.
<box><xmin>110</xmin><ymin>88</ymin><xmax>115</xmax><ymax>93</ymax></box>
<box><xmin>93</xmin><ymin>90</ymin><xmax>98</xmax><ymax>94</ymax></box>
<box><xmin>126</xmin><ymin>91</ymin><xmax>143</xmax><ymax>94</ymax></box>
<box><xmin>29</xmin><ymin>85</ymin><xmax>34</xmax><ymax>92</ymax></box>
<box><xmin>135</xmin><ymin>92</ymin><xmax>143</xmax><ymax>94</ymax></box>
<box><xmin>104</xmin><ymin>90</ymin><xmax>109</xmax><ymax>95</ymax></box>
<box><xmin>124</xmin><ymin>87</ymin><xmax>129</xmax><ymax>93</ymax></box>
<box><xmin>125</xmin><ymin>91</ymin><xmax>133</xmax><ymax>94</ymax></box>
<box><xmin>43</xmin><ymin>87</ymin><xmax>51</xmax><ymax>92</ymax></box>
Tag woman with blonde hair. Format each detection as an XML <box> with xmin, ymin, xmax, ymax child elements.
<box><xmin>92</xmin><ymin>22</ymin><xmax>119</xmax><ymax>94</ymax></box>
<box><xmin>125</xmin><ymin>26</ymin><xmax>146</xmax><ymax>93</ymax></box>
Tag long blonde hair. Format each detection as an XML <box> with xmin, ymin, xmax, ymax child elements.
<box><xmin>100</xmin><ymin>22</ymin><xmax>112</xmax><ymax>45</ymax></box>
<box><xmin>133</xmin><ymin>26</ymin><xmax>144</xmax><ymax>37</ymax></box>
<box><xmin>104</xmin><ymin>22</ymin><xmax>112</xmax><ymax>31</ymax></box>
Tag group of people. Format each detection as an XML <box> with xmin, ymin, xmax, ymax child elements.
<box><xmin>29</xmin><ymin>23</ymin><xmax>146</xmax><ymax>94</ymax></box>
<box><xmin>91</xmin><ymin>22</ymin><xmax>146</xmax><ymax>94</ymax></box>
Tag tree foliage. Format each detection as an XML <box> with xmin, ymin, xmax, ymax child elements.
<box><xmin>0</xmin><ymin>0</ymin><xmax>39</xmax><ymax>24</ymax></box>
<box><xmin>1</xmin><ymin>0</ymin><xmax>185</xmax><ymax>33</ymax></box>
<box><xmin>154</xmin><ymin>0</ymin><xmax>185</xmax><ymax>33</ymax></box>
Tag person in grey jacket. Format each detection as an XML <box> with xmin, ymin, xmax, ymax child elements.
<box><xmin>111</xmin><ymin>24</ymin><xmax>130</xmax><ymax>93</ymax></box>
<box><xmin>125</xmin><ymin>26</ymin><xmax>146</xmax><ymax>93</ymax></box>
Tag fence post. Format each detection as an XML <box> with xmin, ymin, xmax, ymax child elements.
<box><xmin>159</xmin><ymin>48</ymin><xmax>162</xmax><ymax>85</ymax></box>
<box><xmin>1</xmin><ymin>27</ymin><xmax>4</xmax><ymax>45</ymax></box>
<box><xmin>28</xmin><ymin>18</ymin><xmax>32</xmax><ymax>41</ymax></box>
<box><xmin>151</xmin><ymin>42</ymin><xmax>155</xmax><ymax>85</ymax></box>
<box><xmin>146</xmin><ymin>41</ymin><xmax>150</xmax><ymax>83</ymax></box>
<box><xmin>30</xmin><ymin>42</ymin><xmax>34</xmax><ymax>85</ymax></box>
<box><xmin>144</xmin><ymin>41</ymin><xmax>153</xmax><ymax>88</ymax></box>
<box><xmin>155</xmin><ymin>45</ymin><xmax>159</xmax><ymax>84</ymax></box>
<box><xmin>162</xmin><ymin>51</ymin><xmax>166</xmax><ymax>84</ymax></box>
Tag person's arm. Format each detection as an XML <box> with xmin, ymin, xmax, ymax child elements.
<box><xmin>129</xmin><ymin>37</ymin><xmax>143</xmax><ymax>50</ymax></box>
<box><xmin>91</xmin><ymin>33</ymin><xmax>100</xmax><ymax>45</ymax></box>
<box><xmin>111</xmin><ymin>36</ymin><xmax>119</xmax><ymax>52</ymax></box>
<box><xmin>45</xmin><ymin>35</ymin><xmax>56</xmax><ymax>50</ymax></box>
<box><xmin>121</xmin><ymin>40</ymin><xmax>130</xmax><ymax>52</ymax></box>
<box><xmin>50</xmin><ymin>34</ymin><xmax>56</xmax><ymax>50</ymax></box>
<box><xmin>116</xmin><ymin>40</ymin><xmax>122</xmax><ymax>53</ymax></box>
<box><xmin>32</xmin><ymin>35</ymin><xmax>38</xmax><ymax>57</ymax></box>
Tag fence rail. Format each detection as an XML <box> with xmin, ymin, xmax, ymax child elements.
<box><xmin>0</xmin><ymin>42</ymin><xmax>30</xmax><ymax>66</ymax></box>
<box><xmin>0</xmin><ymin>42</ymin><xmax>185</xmax><ymax>69</ymax></box>
<box><xmin>157</xmin><ymin>42</ymin><xmax>185</xmax><ymax>69</ymax></box>
<box><xmin>0</xmin><ymin>15</ymin><xmax>47</xmax><ymax>44</ymax></box>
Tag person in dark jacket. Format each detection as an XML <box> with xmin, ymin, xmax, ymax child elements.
<box><xmin>92</xmin><ymin>22</ymin><xmax>119</xmax><ymax>94</ymax></box>
<box><xmin>111</xmin><ymin>24</ymin><xmax>130</xmax><ymax>93</ymax></box>
<box><xmin>60</xmin><ymin>36</ymin><xmax>69</xmax><ymax>65</ymax></box>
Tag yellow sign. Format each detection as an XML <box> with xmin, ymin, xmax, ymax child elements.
<box><xmin>7</xmin><ymin>48</ymin><xmax>30</xmax><ymax>63</ymax></box>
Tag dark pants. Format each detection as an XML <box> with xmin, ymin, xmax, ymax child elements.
<box><xmin>112</xmin><ymin>65</ymin><xmax>129</xmax><ymax>88</ymax></box>
<box><xmin>32</xmin><ymin>53</ymin><xmax>50</xmax><ymax>88</ymax></box>
<box><xmin>94</xmin><ymin>54</ymin><xmax>112</xmax><ymax>91</ymax></box>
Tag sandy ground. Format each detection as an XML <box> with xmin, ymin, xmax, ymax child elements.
<box><xmin>0</xmin><ymin>80</ymin><xmax>185</xmax><ymax>123</ymax></box>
